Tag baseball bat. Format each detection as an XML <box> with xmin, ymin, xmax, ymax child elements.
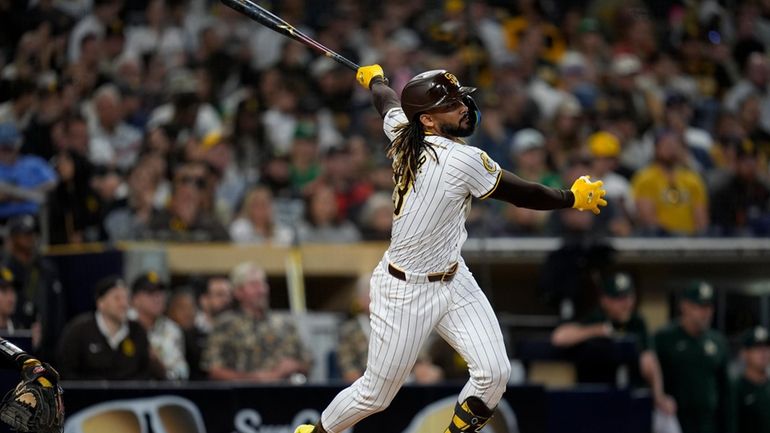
<box><xmin>220</xmin><ymin>0</ymin><xmax>360</xmax><ymax>71</ymax></box>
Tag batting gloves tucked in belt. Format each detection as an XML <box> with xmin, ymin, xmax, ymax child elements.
<box><xmin>570</xmin><ymin>175</ymin><xmax>607</xmax><ymax>215</ymax></box>
<box><xmin>356</xmin><ymin>64</ymin><xmax>385</xmax><ymax>89</ymax></box>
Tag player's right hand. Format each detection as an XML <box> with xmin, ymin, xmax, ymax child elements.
<box><xmin>570</xmin><ymin>175</ymin><xmax>607</xmax><ymax>215</ymax></box>
<box><xmin>356</xmin><ymin>64</ymin><xmax>385</xmax><ymax>89</ymax></box>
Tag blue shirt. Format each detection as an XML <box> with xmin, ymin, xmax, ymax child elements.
<box><xmin>0</xmin><ymin>155</ymin><xmax>57</xmax><ymax>218</ymax></box>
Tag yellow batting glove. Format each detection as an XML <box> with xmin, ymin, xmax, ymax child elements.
<box><xmin>356</xmin><ymin>64</ymin><xmax>385</xmax><ymax>89</ymax></box>
<box><xmin>570</xmin><ymin>175</ymin><xmax>607</xmax><ymax>215</ymax></box>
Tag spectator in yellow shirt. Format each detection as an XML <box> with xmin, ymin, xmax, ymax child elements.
<box><xmin>631</xmin><ymin>131</ymin><xmax>709</xmax><ymax>235</ymax></box>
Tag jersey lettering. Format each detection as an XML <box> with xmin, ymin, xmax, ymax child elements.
<box><xmin>392</xmin><ymin>153</ymin><xmax>427</xmax><ymax>218</ymax></box>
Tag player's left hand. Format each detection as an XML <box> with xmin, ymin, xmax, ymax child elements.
<box><xmin>356</xmin><ymin>64</ymin><xmax>385</xmax><ymax>89</ymax></box>
<box><xmin>570</xmin><ymin>175</ymin><xmax>607</xmax><ymax>215</ymax></box>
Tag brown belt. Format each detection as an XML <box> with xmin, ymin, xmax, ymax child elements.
<box><xmin>387</xmin><ymin>262</ymin><xmax>459</xmax><ymax>283</ymax></box>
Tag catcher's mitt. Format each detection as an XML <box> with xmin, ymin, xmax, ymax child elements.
<box><xmin>0</xmin><ymin>361</ymin><xmax>64</xmax><ymax>433</ymax></box>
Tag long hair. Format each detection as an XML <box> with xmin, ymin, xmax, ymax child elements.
<box><xmin>387</xmin><ymin>121</ymin><xmax>437</xmax><ymax>187</ymax></box>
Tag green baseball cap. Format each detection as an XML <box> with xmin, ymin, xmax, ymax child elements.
<box><xmin>682</xmin><ymin>280</ymin><xmax>715</xmax><ymax>305</ymax></box>
<box><xmin>602</xmin><ymin>272</ymin><xmax>635</xmax><ymax>298</ymax></box>
<box><xmin>742</xmin><ymin>326</ymin><xmax>770</xmax><ymax>348</ymax></box>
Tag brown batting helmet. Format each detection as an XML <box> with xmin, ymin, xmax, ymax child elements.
<box><xmin>401</xmin><ymin>70</ymin><xmax>477</xmax><ymax>121</ymax></box>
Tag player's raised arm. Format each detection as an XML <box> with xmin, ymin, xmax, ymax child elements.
<box><xmin>489</xmin><ymin>171</ymin><xmax>607</xmax><ymax>214</ymax></box>
<box><xmin>356</xmin><ymin>64</ymin><xmax>400</xmax><ymax>118</ymax></box>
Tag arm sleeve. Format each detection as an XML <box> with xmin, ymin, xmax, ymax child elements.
<box><xmin>488</xmin><ymin>170</ymin><xmax>574</xmax><ymax>210</ymax></box>
<box><xmin>444</xmin><ymin>146</ymin><xmax>503</xmax><ymax>200</ymax></box>
<box><xmin>371</xmin><ymin>79</ymin><xmax>401</xmax><ymax>119</ymax></box>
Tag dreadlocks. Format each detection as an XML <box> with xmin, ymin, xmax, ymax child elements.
<box><xmin>387</xmin><ymin>121</ymin><xmax>438</xmax><ymax>188</ymax></box>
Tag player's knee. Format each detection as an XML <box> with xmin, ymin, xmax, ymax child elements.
<box><xmin>472</xmin><ymin>359</ymin><xmax>511</xmax><ymax>393</ymax></box>
<box><xmin>354</xmin><ymin>387</ymin><xmax>395</xmax><ymax>414</ymax></box>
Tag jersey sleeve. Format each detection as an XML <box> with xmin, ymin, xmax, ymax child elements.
<box><xmin>444</xmin><ymin>145</ymin><xmax>502</xmax><ymax>199</ymax></box>
<box><xmin>383</xmin><ymin>107</ymin><xmax>408</xmax><ymax>142</ymax></box>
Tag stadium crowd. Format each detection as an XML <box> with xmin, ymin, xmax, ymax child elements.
<box><xmin>0</xmin><ymin>0</ymin><xmax>768</xmax><ymax>244</ymax></box>
<box><xmin>0</xmin><ymin>0</ymin><xmax>769</xmax><ymax>432</ymax></box>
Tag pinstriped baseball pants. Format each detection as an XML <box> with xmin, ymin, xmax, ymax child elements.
<box><xmin>320</xmin><ymin>260</ymin><xmax>511</xmax><ymax>433</ymax></box>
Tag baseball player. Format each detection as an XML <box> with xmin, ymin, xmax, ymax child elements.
<box><xmin>295</xmin><ymin>65</ymin><xmax>606</xmax><ymax>433</ymax></box>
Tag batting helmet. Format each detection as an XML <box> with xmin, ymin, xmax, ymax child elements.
<box><xmin>401</xmin><ymin>70</ymin><xmax>479</xmax><ymax>123</ymax></box>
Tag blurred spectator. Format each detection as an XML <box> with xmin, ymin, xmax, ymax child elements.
<box><xmin>709</xmin><ymin>139</ymin><xmax>770</xmax><ymax>236</ymax></box>
<box><xmin>297</xmin><ymin>183</ymin><xmax>361</xmax><ymax>243</ymax></box>
<box><xmin>0</xmin><ymin>122</ymin><xmax>57</xmax><ymax>221</ymax></box>
<box><xmin>502</xmin><ymin>0</ymin><xmax>566</xmax><ymax>66</ymax></box>
<box><xmin>0</xmin><ymin>266</ymin><xmax>17</xmax><ymax>332</ymax></box>
<box><xmin>230</xmin><ymin>94</ymin><xmax>265</xmax><ymax>185</ymax></box>
<box><xmin>631</xmin><ymin>131</ymin><xmax>709</xmax><ymax>236</ymax></box>
<box><xmin>103</xmin><ymin>158</ymin><xmax>159</xmax><ymax>241</ymax></box>
<box><xmin>46</xmin><ymin>150</ymin><xmax>102</xmax><ymax>244</ymax></box>
<box><xmin>123</xmin><ymin>0</ymin><xmax>186</xmax><ymax>69</ymax></box>
<box><xmin>202</xmin><ymin>262</ymin><xmax>311</xmax><ymax>382</ymax></box>
<box><xmin>733</xmin><ymin>326</ymin><xmax>770</xmax><ymax>433</ymax></box>
<box><xmin>229</xmin><ymin>184</ymin><xmax>293</xmax><ymax>245</ymax></box>
<box><xmin>318</xmin><ymin>145</ymin><xmax>373</xmax><ymax>222</ymax></box>
<box><xmin>0</xmin><ymin>79</ymin><xmax>37</xmax><ymax>131</ymax></box>
<box><xmin>660</xmin><ymin>92</ymin><xmax>715</xmax><ymax>172</ymax></box>
<box><xmin>129</xmin><ymin>271</ymin><xmax>189</xmax><ymax>380</ymax></box>
<box><xmin>336</xmin><ymin>274</ymin><xmax>372</xmax><ymax>383</ymax></box>
<box><xmin>551</xmin><ymin>272</ymin><xmax>676</xmax><ymax>415</ymax></box>
<box><xmin>57</xmin><ymin>275</ymin><xmax>155</xmax><ymax>380</ymax></box>
<box><xmin>1</xmin><ymin>215</ymin><xmax>65</xmax><ymax>359</ymax></box>
<box><xmin>587</xmin><ymin>131</ymin><xmax>633</xmax><ymax>236</ymax></box>
<box><xmin>166</xmin><ymin>286</ymin><xmax>206</xmax><ymax>380</ymax></box>
<box><xmin>358</xmin><ymin>192</ymin><xmax>393</xmax><ymax>241</ymax></box>
<box><xmin>723</xmin><ymin>53</ymin><xmax>769</xmax><ymax>118</ymax></box>
<box><xmin>472</xmin><ymin>96</ymin><xmax>514</xmax><ymax>169</ymax></box>
<box><xmin>541</xmin><ymin>156</ymin><xmax>614</xmax><ymax>319</ymax></box>
<box><xmin>147</xmin><ymin>68</ymin><xmax>223</xmax><ymax>150</ymax></box>
<box><xmin>654</xmin><ymin>281</ymin><xmax>731</xmax><ymax>433</ymax></box>
<box><xmin>196</xmin><ymin>134</ymin><xmax>247</xmax><ymax>224</ymax></box>
<box><xmin>543</xmin><ymin>98</ymin><xmax>584</xmax><ymax>171</ymax></box>
<box><xmin>84</xmin><ymin>83</ymin><xmax>143</xmax><ymax>170</ymax></box>
<box><xmin>145</xmin><ymin>160</ymin><xmax>229</xmax><ymax>242</ymax></box>
<box><xmin>22</xmin><ymin>82</ymin><xmax>66</xmax><ymax>161</ymax></box>
<box><xmin>67</xmin><ymin>0</ymin><xmax>121</xmax><ymax>63</ymax></box>
<box><xmin>501</xmin><ymin>128</ymin><xmax>558</xmax><ymax>235</ymax></box>
<box><xmin>195</xmin><ymin>275</ymin><xmax>233</xmax><ymax>334</ymax></box>
<box><xmin>288</xmin><ymin>122</ymin><xmax>322</xmax><ymax>194</ymax></box>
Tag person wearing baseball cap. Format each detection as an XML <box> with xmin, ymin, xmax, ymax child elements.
<box><xmin>56</xmin><ymin>275</ymin><xmax>154</xmax><ymax>380</ymax></box>
<box><xmin>129</xmin><ymin>271</ymin><xmax>188</xmax><ymax>380</ymax></box>
<box><xmin>653</xmin><ymin>280</ymin><xmax>731</xmax><ymax>433</ymax></box>
<box><xmin>0</xmin><ymin>267</ymin><xmax>17</xmax><ymax>332</ymax></box>
<box><xmin>552</xmin><ymin>273</ymin><xmax>676</xmax><ymax>415</ymax></box>
<box><xmin>734</xmin><ymin>326</ymin><xmax>770</xmax><ymax>433</ymax></box>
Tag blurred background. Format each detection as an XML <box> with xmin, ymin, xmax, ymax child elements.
<box><xmin>0</xmin><ymin>0</ymin><xmax>769</xmax><ymax>432</ymax></box>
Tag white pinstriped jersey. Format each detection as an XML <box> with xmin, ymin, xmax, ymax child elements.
<box><xmin>383</xmin><ymin>107</ymin><xmax>502</xmax><ymax>274</ymax></box>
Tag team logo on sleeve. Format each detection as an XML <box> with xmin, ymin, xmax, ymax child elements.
<box><xmin>479</xmin><ymin>152</ymin><xmax>498</xmax><ymax>174</ymax></box>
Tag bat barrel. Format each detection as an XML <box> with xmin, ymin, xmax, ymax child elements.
<box><xmin>221</xmin><ymin>0</ymin><xmax>360</xmax><ymax>71</ymax></box>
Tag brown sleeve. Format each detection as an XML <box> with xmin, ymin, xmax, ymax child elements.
<box><xmin>370</xmin><ymin>78</ymin><xmax>401</xmax><ymax>118</ymax></box>
<box><xmin>488</xmin><ymin>170</ymin><xmax>575</xmax><ymax>210</ymax></box>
